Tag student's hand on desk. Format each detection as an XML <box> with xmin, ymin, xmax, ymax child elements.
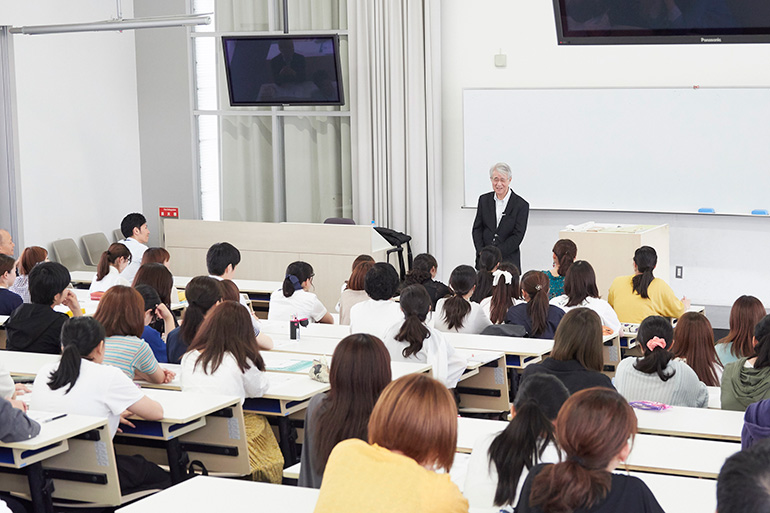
<box><xmin>118</xmin><ymin>411</ymin><xmax>136</xmax><ymax>432</ymax></box>
<box><xmin>62</xmin><ymin>289</ymin><xmax>83</xmax><ymax>316</ymax></box>
<box><xmin>10</xmin><ymin>399</ymin><xmax>27</xmax><ymax>412</ymax></box>
<box><xmin>162</xmin><ymin>368</ymin><xmax>176</xmax><ymax>383</ymax></box>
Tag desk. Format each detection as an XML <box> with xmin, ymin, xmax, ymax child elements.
<box><xmin>635</xmin><ymin>405</ymin><xmax>742</xmax><ymax>441</ymax></box>
<box><xmin>116</xmin><ymin>475</ymin><xmax>319</xmax><ymax>513</ymax></box>
<box><xmin>630</xmin><ymin>472</ymin><xmax>716</xmax><ymax>513</ymax></box>
<box><xmin>442</xmin><ymin>332</ymin><xmax>554</xmax><ymax>370</ymax></box>
<box><xmin>626</xmin><ymin>433</ymin><xmax>739</xmax><ymax>478</ymax></box>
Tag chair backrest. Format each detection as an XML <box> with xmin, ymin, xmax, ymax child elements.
<box><xmin>51</xmin><ymin>238</ymin><xmax>97</xmax><ymax>273</ymax></box>
<box><xmin>81</xmin><ymin>232</ymin><xmax>110</xmax><ymax>266</ymax></box>
<box><xmin>113</xmin><ymin>229</ymin><xmax>124</xmax><ymax>242</ymax></box>
<box><xmin>323</xmin><ymin>217</ymin><xmax>356</xmax><ymax>225</ymax></box>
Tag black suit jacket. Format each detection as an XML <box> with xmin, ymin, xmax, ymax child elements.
<box><xmin>472</xmin><ymin>189</ymin><xmax>529</xmax><ymax>271</ymax></box>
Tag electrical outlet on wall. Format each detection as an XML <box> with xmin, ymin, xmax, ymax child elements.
<box><xmin>675</xmin><ymin>266</ymin><xmax>683</xmax><ymax>279</ymax></box>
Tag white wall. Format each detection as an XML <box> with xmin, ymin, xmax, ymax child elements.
<box><xmin>4</xmin><ymin>1</ymin><xmax>142</xmax><ymax>253</ymax></box>
<box><xmin>440</xmin><ymin>0</ymin><xmax>770</xmax><ymax>321</ymax></box>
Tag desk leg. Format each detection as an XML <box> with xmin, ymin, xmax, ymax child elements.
<box><xmin>277</xmin><ymin>417</ymin><xmax>298</xmax><ymax>467</ymax></box>
<box><xmin>27</xmin><ymin>462</ymin><xmax>54</xmax><ymax>513</ymax></box>
<box><xmin>166</xmin><ymin>438</ymin><xmax>188</xmax><ymax>484</ymax></box>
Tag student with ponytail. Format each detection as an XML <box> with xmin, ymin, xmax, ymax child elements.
<box><xmin>435</xmin><ymin>265</ymin><xmax>492</xmax><ymax>334</ymax></box>
<box><xmin>506</xmin><ymin>271</ymin><xmax>564</xmax><ymax>339</ymax></box>
<box><xmin>615</xmin><ymin>315</ymin><xmax>708</xmax><ymax>407</ymax></box>
<box><xmin>464</xmin><ymin>374</ymin><xmax>569</xmax><ymax>510</ymax></box>
<box><xmin>32</xmin><ymin>317</ymin><xmax>170</xmax><ymax>494</ymax></box>
<box><xmin>544</xmin><ymin>239</ymin><xmax>577</xmax><ymax>299</ymax></box>
<box><xmin>470</xmin><ymin>246</ymin><xmax>502</xmax><ymax>303</ymax></box>
<box><xmin>89</xmin><ymin>243</ymin><xmax>132</xmax><ymax>294</ymax></box>
<box><xmin>516</xmin><ymin>387</ymin><xmax>664</xmax><ymax>513</ymax></box>
<box><xmin>384</xmin><ymin>285</ymin><xmax>468</xmax><ymax>388</ymax></box>
<box><xmin>608</xmin><ymin>246</ymin><xmax>689</xmax><ymax>323</ymax></box>
<box><xmin>480</xmin><ymin>262</ymin><xmax>522</xmax><ymax>324</ymax></box>
<box><xmin>268</xmin><ymin>261</ymin><xmax>333</xmax><ymax>323</ymax></box>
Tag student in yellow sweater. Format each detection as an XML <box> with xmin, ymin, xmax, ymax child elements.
<box><xmin>607</xmin><ymin>246</ymin><xmax>689</xmax><ymax>323</ymax></box>
<box><xmin>314</xmin><ymin>373</ymin><xmax>469</xmax><ymax>513</ymax></box>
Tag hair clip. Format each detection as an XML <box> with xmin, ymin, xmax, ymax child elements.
<box><xmin>535</xmin><ymin>284</ymin><xmax>542</xmax><ymax>291</ymax></box>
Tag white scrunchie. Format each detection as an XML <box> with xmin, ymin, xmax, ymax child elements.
<box><xmin>492</xmin><ymin>269</ymin><xmax>513</xmax><ymax>286</ymax></box>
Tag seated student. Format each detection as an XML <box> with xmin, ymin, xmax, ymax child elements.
<box><xmin>515</xmin><ymin>387</ymin><xmax>664</xmax><ymax>513</ymax></box>
<box><xmin>435</xmin><ymin>265</ymin><xmax>492</xmax><ymax>334</ymax></box>
<box><xmin>521</xmin><ymin>308</ymin><xmax>614</xmax><ymax>394</ymax></box>
<box><xmin>742</xmin><ymin>398</ymin><xmax>770</xmax><ymax>450</ymax></box>
<box><xmin>89</xmin><ymin>243</ymin><xmax>131</xmax><ymax>294</ymax></box>
<box><xmin>31</xmin><ymin>317</ymin><xmax>170</xmax><ymax>494</ymax></box>
<box><xmin>383</xmin><ymin>285</ymin><xmax>468</xmax><ymax>388</ymax></box>
<box><xmin>300</xmin><ymin>334</ymin><xmax>392</xmax><ymax>489</ymax></box>
<box><xmin>180</xmin><ymin>301</ymin><xmax>283</xmax><ymax>483</ymax></box>
<box><xmin>134</xmin><ymin>284</ymin><xmax>173</xmax><ymax>364</ymax></box>
<box><xmin>607</xmin><ymin>246</ymin><xmax>690</xmax><ymax>323</ymax></box>
<box><xmin>166</xmin><ymin>276</ymin><xmax>220</xmax><ymax>364</ymax></box>
<box><xmin>338</xmin><ymin>260</ymin><xmax>374</xmax><ymax>325</ymax></box>
<box><xmin>220</xmin><ymin>279</ymin><xmax>273</xmax><ymax>350</ymax></box>
<box><xmin>550</xmin><ymin>260</ymin><xmax>621</xmax><ymax>336</ymax></box>
<box><xmin>402</xmin><ymin>253</ymin><xmax>451</xmax><ymax>310</ymax></box>
<box><xmin>0</xmin><ymin>396</ymin><xmax>41</xmax><ymax>513</ymax></box>
<box><xmin>543</xmin><ymin>239</ymin><xmax>577</xmax><ymax>300</ymax></box>
<box><xmin>6</xmin><ymin>262</ymin><xmax>82</xmax><ymax>354</ymax></box>
<box><xmin>350</xmin><ymin>263</ymin><xmax>404</xmax><ymax>339</ymax></box>
<box><xmin>9</xmin><ymin>246</ymin><xmax>47</xmax><ymax>303</ymax></box>
<box><xmin>118</xmin><ymin>212</ymin><xmax>150</xmax><ymax>283</ymax></box>
<box><xmin>206</xmin><ymin>241</ymin><xmax>241</xmax><ymax>281</ymax></box>
<box><xmin>722</xmin><ymin>314</ymin><xmax>770</xmax><ymax>411</ymax></box>
<box><xmin>506</xmin><ymin>271</ymin><xmax>564</xmax><ymax>339</ymax></box>
<box><xmin>717</xmin><ymin>438</ymin><xmax>770</xmax><ymax>513</ymax></box>
<box><xmin>340</xmin><ymin>254</ymin><xmax>374</xmax><ymax>294</ymax></box>
<box><xmin>268</xmin><ymin>261</ymin><xmax>333</xmax><ymax>324</ymax></box>
<box><xmin>141</xmin><ymin>247</ymin><xmax>181</xmax><ymax>302</ymax></box>
<box><xmin>672</xmin><ymin>311</ymin><xmax>723</xmax><ymax>386</ymax></box>
<box><xmin>480</xmin><ymin>263</ymin><xmax>522</xmax><ymax>324</ymax></box>
<box><xmin>0</xmin><ymin>254</ymin><xmax>22</xmax><ymax>315</ymax></box>
<box><xmin>615</xmin><ymin>315</ymin><xmax>708</xmax><ymax>408</ymax></box>
<box><xmin>465</xmin><ymin>374</ymin><xmax>569</xmax><ymax>511</ymax></box>
<box><xmin>470</xmin><ymin>245</ymin><xmax>501</xmax><ymax>304</ymax></box>
<box><xmin>93</xmin><ymin>286</ymin><xmax>174</xmax><ymax>384</ymax></box>
<box><xmin>314</xmin><ymin>374</ymin><xmax>468</xmax><ymax>513</ymax></box>
<box><xmin>133</xmin><ymin>263</ymin><xmax>175</xmax><ymax>331</ymax></box>
<box><xmin>716</xmin><ymin>295</ymin><xmax>766</xmax><ymax>366</ymax></box>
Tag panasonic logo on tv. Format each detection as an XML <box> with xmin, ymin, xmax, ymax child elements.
<box><xmin>701</xmin><ymin>37</ymin><xmax>722</xmax><ymax>43</ymax></box>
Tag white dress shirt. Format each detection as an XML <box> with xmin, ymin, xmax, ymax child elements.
<box><xmin>495</xmin><ymin>188</ymin><xmax>512</xmax><ymax>227</ymax></box>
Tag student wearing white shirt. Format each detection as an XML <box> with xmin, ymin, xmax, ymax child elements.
<box><xmin>31</xmin><ymin>316</ymin><xmax>170</xmax><ymax>493</ymax></box>
<box><xmin>349</xmin><ymin>262</ymin><xmax>403</xmax><ymax>339</ymax></box>
<box><xmin>383</xmin><ymin>285</ymin><xmax>467</xmax><ymax>388</ymax></box>
<box><xmin>89</xmin><ymin>243</ymin><xmax>131</xmax><ymax>294</ymax></box>
<box><xmin>118</xmin><ymin>212</ymin><xmax>149</xmax><ymax>284</ymax></box>
<box><xmin>180</xmin><ymin>301</ymin><xmax>283</xmax><ymax>483</ymax></box>
<box><xmin>549</xmin><ymin>260</ymin><xmax>621</xmax><ymax>336</ymax></box>
<box><xmin>268</xmin><ymin>261</ymin><xmax>333</xmax><ymax>323</ymax></box>
<box><xmin>435</xmin><ymin>265</ymin><xmax>492</xmax><ymax>334</ymax></box>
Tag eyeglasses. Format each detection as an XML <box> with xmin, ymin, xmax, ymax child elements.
<box><xmin>491</xmin><ymin>177</ymin><xmax>509</xmax><ymax>184</ymax></box>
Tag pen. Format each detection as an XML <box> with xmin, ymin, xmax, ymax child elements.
<box><xmin>44</xmin><ymin>413</ymin><xmax>67</xmax><ymax>423</ymax></box>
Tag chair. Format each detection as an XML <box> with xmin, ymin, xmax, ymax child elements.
<box><xmin>323</xmin><ymin>217</ymin><xmax>355</xmax><ymax>225</ymax></box>
<box><xmin>113</xmin><ymin>229</ymin><xmax>124</xmax><ymax>242</ymax></box>
<box><xmin>81</xmin><ymin>232</ymin><xmax>110</xmax><ymax>266</ymax></box>
<box><xmin>51</xmin><ymin>238</ymin><xmax>97</xmax><ymax>273</ymax></box>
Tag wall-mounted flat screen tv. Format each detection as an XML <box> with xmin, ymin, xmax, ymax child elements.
<box><xmin>553</xmin><ymin>0</ymin><xmax>770</xmax><ymax>44</ymax></box>
<box><xmin>222</xmin><ymin>35</ymin><xmax>344</xmax><ymax>106</ymax></box>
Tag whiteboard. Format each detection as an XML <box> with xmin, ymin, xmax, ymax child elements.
<box><xmin>463</xmin><ymin>88</ymin><xmax>770</xmax><ymax>215</ymax></box>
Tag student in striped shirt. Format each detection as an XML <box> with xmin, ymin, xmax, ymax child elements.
<box><xmin>93</xmin><ymin>286</ymin><xmax>175</xmax><ymax>384</ymax></box>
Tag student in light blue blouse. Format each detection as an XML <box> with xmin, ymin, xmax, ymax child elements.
<box><xmin>716</xmin><ymin>296</ymin><xmax>766</xmax><ymax>366</ymax></box>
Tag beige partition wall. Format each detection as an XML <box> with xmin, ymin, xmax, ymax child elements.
<box><xmin>558</xmin><ymin>224</ymin><xmax>670</xmax><ymax>298</ymax></box>
<box><xmin>163</xmin><ymin>220</ymin><xmax>392</xmax><ymax>310</ymax></box>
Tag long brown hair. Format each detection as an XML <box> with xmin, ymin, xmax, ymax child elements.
<box><xmin>563</xmin><ymin>260</ymin><xmax>600</xmax><ymax>307</ymax></box>
<box><xmin>368</xmin><ymin>374</ymin><xmax>457</xmax><ymax>471</ymax></box>
<box><xmin>521</xmin><ymin>271</ymin><xmax>550</xmax><ymax>337</ymax></box>
<box><xmin>347</xmin><ymin>260</ymin><xmax>375</xmax><ymax>291</ymax></box>
<box><xmin>673</xmin><ymin>312</ymin><xmax>722</xmax><ymax>387</ymax></box>
<box><xmin>553</xmin><ymin>239</ymin><xmax>577</xmax><ymax>277</ymax></box>
<box><xmin>442</xmin><ymin>265</ymin><xmax>475</xmax><ymax>330</ymax></box>
<box><xmin>187</xmin><ymin>301</ymin><xmax>265</xmax><ymax>374</ymax></box>
<box><xmin>313</xmin><ymin>334</ymin><xmax>392</xmax><ymax>474</ymax></box>
<box><xmin>718</xmin><ymin>296</ymin><xmax>766</xmax><ymax>359</ymax></box>
<box><xmin>551</xmin><ymin>308</ymin><xmax>604</xmax><ymax>372</ymax></box>
<box><xmin>18</xmin><ymin>246</ymin><xmax>48</xmax><ymax>276</ymax></box>
<box><xmin>93</xmin><ymin>285</ymin><xmax>145</xmax><ymax>338</ymax></box>
<box><xmin>132</xmin><ymin>263</ymin><xmax>173</xmax><ymax>306</ymax></box>
<box><xmin>529</xmin><ymin>387</ymin><xmax>637</xmax><ymax>512</ymax></box>
<box><xmin>394</xmin><ymin>284</ymin><xmax>432</xmax><ymax>357</ymax></box>
<box><xmin>96</xmin><ymin>243</ymin><xmax>131</xmax><ymax>281</ymax></box>
<box><xmin>141</xmin><ymin>247</ymin><xmax>170</xmax><ymax>266</ymax></box>
<box><xmin>489</xmin><ymin>263</ymin><xmax>521</xmax><ymax>324</ymax></box>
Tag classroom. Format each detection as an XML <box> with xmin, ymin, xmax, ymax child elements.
<box><xmin>3</xmin><ymin>0</ymin><xmax>770</xmax><ymax>512</ymax></box>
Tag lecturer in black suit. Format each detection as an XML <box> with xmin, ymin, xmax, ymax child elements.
<box><xmin>471</xmin><ymin>162</ymin><xmax>529</xmax><ymax>272</ymax></box>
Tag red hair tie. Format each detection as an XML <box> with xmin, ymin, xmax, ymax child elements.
<box><xmin>646</xmin><ymin>336</ymin><xmax>667</xmax><ymax>352</ymax></box>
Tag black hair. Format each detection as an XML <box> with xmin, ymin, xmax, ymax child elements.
<box><xmin>120</xmin><ymin>212</ymin><xmax>147</xmax><ymax>239</ymax></box>
<box><xmin>488</xmin><ymin>374</ymin><xmax>569</xmax><ymax>507</ymax></box>
<box><xmin>134</xmin><ymin>284</ymin><xmax>161</xmax><ymax>312</ymax></box>
<box><xmin>364</xmin><ymin>262</ymin><xmax>400</xmax><ymax>301</ymax></box>
<box><xmin>282</xmin><ymin>261</ymin><xmax>314</xmax><ymax>298</ymax></box>
<box><xmin>29</xmin><ymin>261</ymin><xmax>71</xmax><ymax>305</ymax></box>
<box><xmin>206</xmin><ymin>242</ymin><xmax>241</xmax><ymax>277</ymax></box>
<box><xmin>48</xmin><ymin>317</ymin><xmax>106</xmax><ymax>393</ymax></box>
<box><xmin>632</xmin><ymin>246</ymin><xmax>657</xmax><ymax>299</ymax></box>
<box><xmin>477</xmin><ymin>245</ymin><xmax>502</xmax><ymax>272</ymax></box>
<box><xmin>0</xmin><ymin>254</ymin><xmax>15</xmax><ymax>276</ymax></box>
<box><xmin>633</xmin><ymin>315</ymin><xmax>676</xmax><ymax>381</ymax></box>
<box><xmin>442</xmin><ymin>265</ymin><xmax>476</xmax><ymax>330</ymax></box>
<box><xmin>395</xmin><ymin>284</ymin><xmax>432</xmax><ymax>358</ymax></box>
<box><xmin>472</xmin><ymin>246</ymin><xmax>501</xmax><ymax>303</ymax></box>
<box><xmin>753</xmin><ymin>315</ymin><xmax>770</xmax><ymax>370</ymax></box>
<box><xmin>717</xmin><ymin>438</ymin><xmax>770</xmax><ymax>513</ymax></box>
<box><xmin>181</xmin><ymin>276</ymin><xmax>223</xmax><ymax>346</ymax></box>
<box><xmin>403</xmin><ymin>253</ymin><xmax>438</xmax><ymax>287</ymax></box>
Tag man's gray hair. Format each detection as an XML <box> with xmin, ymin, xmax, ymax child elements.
<box><xmin>489</xmin><ymin>162</ymin><xmax>512</xmax><ymax>180</ymax></box>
